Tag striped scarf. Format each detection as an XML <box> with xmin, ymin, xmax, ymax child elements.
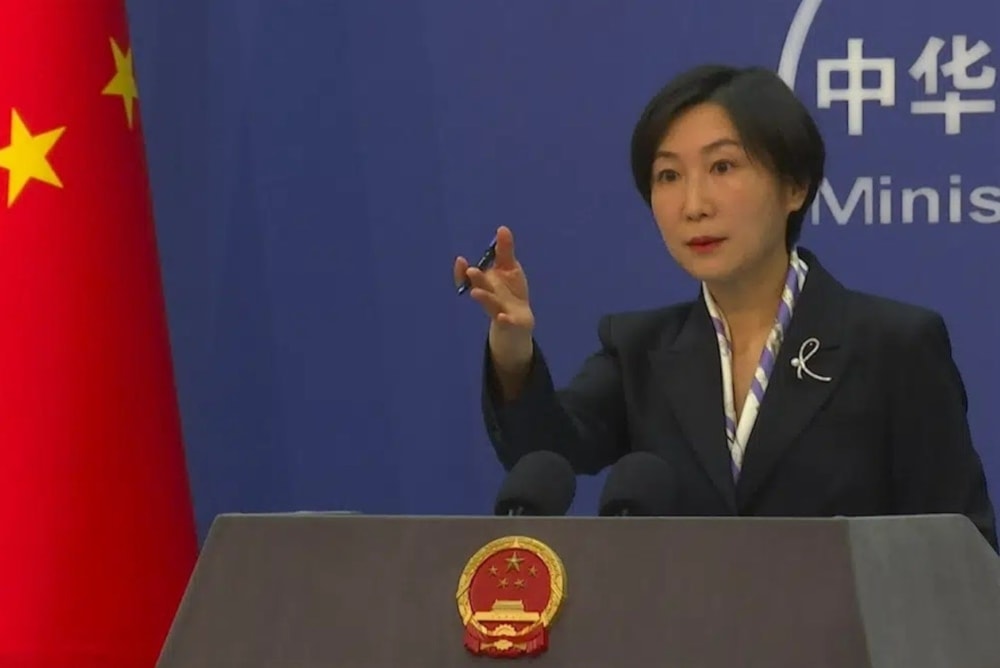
<box><xmin>702</xmin><ymin>249</ymin><xmax>809</xmax><ymax>480</ymax></box>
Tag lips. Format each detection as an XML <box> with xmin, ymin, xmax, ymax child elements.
<box><xmin>686</xmin><ymin>236</ymin><xmax>726</xmax><ymax>255</ymax></box>
<box><xmin>687</xmin><ymin>236</ymin><xmax>726</xmax><ymax>247</ymax></box>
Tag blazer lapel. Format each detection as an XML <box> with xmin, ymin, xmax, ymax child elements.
<box><xmin>735</xmin><ymin>250</ymin><xmax>851</xmax><ymax>508</ymax></box>
<box><xmin>651</xmin><ymin>298</ymin><xmax>738</xmax><ymax>513</ymax></box>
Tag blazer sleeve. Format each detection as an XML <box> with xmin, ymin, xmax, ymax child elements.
<box><xmin>888</xmin><ymin>312</ymin><xmax>998</xmax><ymax>551</ymax></box>
<box><xmin>481</xmin><ymin>315</ymin><xmax>629</xmax><ymax>475</ymax></box>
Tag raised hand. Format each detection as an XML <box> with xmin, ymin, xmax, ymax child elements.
<box><xmin>455</xmin><ymin>225</ymin><xmax>536</xmax><ymax>392</ymax></box>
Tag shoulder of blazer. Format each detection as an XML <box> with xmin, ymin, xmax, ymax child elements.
<box><xmin>594</xmin><ymin>301</ymin><xmax>698</xmax><ymax>352</ymax></box>
<box><xmin>840</xmin><ymin>287</ymin><xmax>951</xmax><ymax>347</ymax></box>
<box><xmin>839</xmin><ymin>286</ymin><xmax>970</xmax><ymax>411</ymax></box>
<box><xmin>794</xmin><ymin>246</ymin><xmax>949</xmax><ymax>350</ymax></box>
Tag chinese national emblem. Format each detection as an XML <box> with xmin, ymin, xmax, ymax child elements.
<box><xmin>456</xmin><ymin>535</ymin><xmax>566</xmax><ymax>658</ymax></box>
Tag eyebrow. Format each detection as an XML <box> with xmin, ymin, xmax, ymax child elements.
<box><xmin>654</xmin><ymin>138</ymin><xmax>742</xmax><ymax>161</ymax></box>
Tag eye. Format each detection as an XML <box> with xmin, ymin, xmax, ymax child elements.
<box><xmin>653</xmin><ymin>169</ymin><xmax>679</xmax><ymax>183</ymax></box>
<box><xmin>712</xmin><ymin>160</ymin><xmax>735</xmax><ymax>174</ymax></box>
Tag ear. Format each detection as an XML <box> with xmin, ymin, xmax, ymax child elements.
<box><xmin>783</xmin><ymin>178</ymin><xmax>808</xmax><ymax>213</ymax></box>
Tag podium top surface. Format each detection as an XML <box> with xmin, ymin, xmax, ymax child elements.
<box><xmin>158</xmin><ymin>513</ymin><xmax>1000</xmax><ymax>668</ymax></box>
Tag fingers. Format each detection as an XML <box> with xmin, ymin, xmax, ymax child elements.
<box><xmin>468</xmin><ymin>287</ymin><xmax>507</xmax><ymax>320</ymax></box>
<box><xmin>453</xmin><ymin>256</ymin><xmax>470</xmax><ymax>288</ymax></box>
<box><xmin>464</xmin><ymin>266</ymin><xmax>495</xmax><ymax>294</ymax></box>
<box><xmin>496</xmin><ymin>312</ymin><xmax>525</xmax><ymax>327</ymax></box>
<box><xmin>469</xmin><ymin>288</ymin><xmax>531</xmax><ymax>327</ymax></box>
<box><xmin>493</xmin><ymin>225</ymin><xmax>516</xmax><ymax>269</ymax></box>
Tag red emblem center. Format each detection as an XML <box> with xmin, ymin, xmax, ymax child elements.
<box><xmin>457</xmin><ymin>537</ymin><xmax>566</xmax><ymax>658</ymax></box>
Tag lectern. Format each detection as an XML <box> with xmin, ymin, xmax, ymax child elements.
<box><xmin>156</xmin><ymin>513</ymin><xmax>1000</xmax><ymax>668</ymax></box>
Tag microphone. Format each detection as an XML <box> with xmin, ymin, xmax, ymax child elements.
<box><xmin>494</xmin><ymin>450</ymin><xmax>577</xmax><ymax>516</ymax></box>
<box><xmin>598</xmin><ymin>452</ymin><xmax>676</xmax><ymax>517</ymax></box>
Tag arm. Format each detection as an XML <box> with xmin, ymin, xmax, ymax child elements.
<box><xmin>888</xmin><ymin>312</ymin><xmax>998</xmax><ymax>551</ymax></box>
<box><xmin>481</xmin><ymin>315</ymin><xmax>629</xmax><ymax>475</ymax></box>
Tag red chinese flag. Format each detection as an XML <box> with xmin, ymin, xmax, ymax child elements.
<box><xmin>0</xmin><ymin>2</ymin><xmax>198</xmax><ymax>667</ymax></box>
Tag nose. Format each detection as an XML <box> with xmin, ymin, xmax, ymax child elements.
<box><xmin>682</xmin><ymin>174</ymin><xmax>711</xmax><ymax>221</ymax></box>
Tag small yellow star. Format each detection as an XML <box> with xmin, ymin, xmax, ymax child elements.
<box><xmin>528</xmin><ymin>565</ymin><xmax>538</xmax><ymax>577</ymax></box>
<box><xmin>102</xmin><ymin>38</ymin><xmax>138</xmax><ymax>129</ymax></box>
<box><xmin>514</xmin><ymin>579</ymin><xmax>526</xmax><ymax>589</ymax></box>
<box><xmin>505</xmin><ymin>552</ymin><xmax>524</xmax><ymax>572</ymax></box>
<box><xmin>497</xmin><ymin>578</ymin><xmax>509</xmax><ymax>588</ymax></box>
<box><xmin>0</xmin><ymin>109</ymin><xmax>65</xmax><ymax>207</ymax></box>
<box><xmin>488</xmin><ymin>565</ymin><xmax>498</xmax><ymax>576</ymax></box>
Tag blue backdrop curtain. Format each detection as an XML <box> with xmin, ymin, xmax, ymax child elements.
<box><xmin>125</xmin><ymin>0</ymin><xmax>1000</xmax><ymax>542</ymax></box>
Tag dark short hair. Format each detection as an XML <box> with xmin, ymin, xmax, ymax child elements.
<box><xmin>629</xmin><ymin>64</ymin><xmax>825</xmax><ymax>249</ymax></box>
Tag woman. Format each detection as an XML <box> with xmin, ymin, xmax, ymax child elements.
<box><xmin>454</xmin><ymin>64</ymin><xmax>997</xmax><ymax>550</ymax></box>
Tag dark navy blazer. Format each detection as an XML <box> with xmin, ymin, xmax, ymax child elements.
<box><xmin>481</xmin><ymin>248</ymin><xmax>998</xmax><ymax>551</ymax></box>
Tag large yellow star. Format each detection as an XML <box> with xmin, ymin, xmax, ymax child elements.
<box><xmin>101</xmin><ymin>38</ymin><xmax>138</xmax><ymax>129</ymax></box>
<box><xmin>505</xmin><ymin>552</ymin><xmax>524</xmax><ymax>572</ymax></box>
<box><xmin>0</xmin><ymin>109</ymin><xmax>66</xmax><ymax>207</ymax></box>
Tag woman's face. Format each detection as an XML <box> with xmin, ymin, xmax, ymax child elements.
<box><xmin>649</xmin><ymin>102</ymin><xmax>806</xmax><ymax>289</ymax></box>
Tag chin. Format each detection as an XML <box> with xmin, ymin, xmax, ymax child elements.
<box><xmin>676</xmin><ymin>254</ymin><xmax>738</xmax><ymax>285</ymax></box>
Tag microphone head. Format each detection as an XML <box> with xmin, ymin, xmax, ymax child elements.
<box><xmin>494</xmin><ymin>450</ymin><xmax>577</xmax><ymax>516</ymax></box>
<box><xmin>598</xmin><ymin>451</ymin><xmax>676</xmax><ymax>516</ymax></box>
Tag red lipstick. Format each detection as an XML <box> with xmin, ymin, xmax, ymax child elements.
<box><xmin>687</xmin><ymin>236</ymin><xmax>725</xmax><ymax>254</ymax></box>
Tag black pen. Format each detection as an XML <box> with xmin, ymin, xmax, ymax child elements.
<box><xmin>457</xmin><ymin>236</ymin><xmax>498</xmax><ymax>295</ymax></box>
